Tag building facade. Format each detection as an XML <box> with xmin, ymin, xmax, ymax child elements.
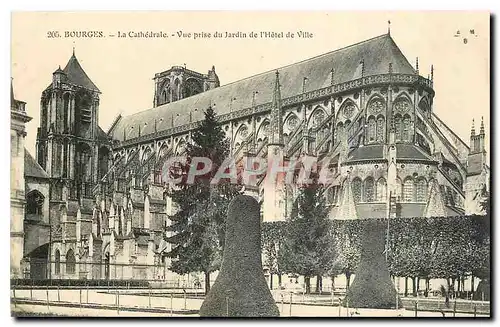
<box><xmin>13</xmin><ymin>33</ymin><xmax>489</xmax><ymax>281</ymax></box>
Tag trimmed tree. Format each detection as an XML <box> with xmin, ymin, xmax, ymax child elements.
<box><xmin>345</xmin><ymin>219</ymin><xmax>401</xmax><ymax>308</ymax></box>
<box><xmin>330</xmin><ymin>220</ymin><xmax>361</xmax><ymax>290</ymax></box>
<box><xmin>165</xmin><ymin>106</ymin><xmax>240</xmax><ymax>294</ymax></box>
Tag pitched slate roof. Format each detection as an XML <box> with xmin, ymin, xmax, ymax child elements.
<box><xmin>396</xmin><ymin>144</ymin><xmax>434</xmax><ymax>161</ymax></box>
<box><xmin>24</xmin><ymin>149</ymin><xmax>49</xmax><ymax>179</ymax></box>
<box><xmin>348</xmin><ymin>145</ymin><xmax>384</xmax><ymax>161</ymax></box>
<box><xmin>62</xmin><ymin>54</ymin><xmax>100</xmax><ymax>92</ymax></box>
<box><xmin>346</xmin><ymin>144</ymin><xmax>434</xmax><ymax>162</ymax></box>
<box><xmin>110</xmin><ymin>34</ymin><xmax>415</xmax><ymax>141</ymax></box>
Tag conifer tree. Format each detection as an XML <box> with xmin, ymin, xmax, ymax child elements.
<box><xmin>279</xmin><ymin>174</ymin><xmax>334</xmax><ymax>294</ymax></box>
<box><xmin>166</xmin><ymin>106</ymin><xmax>240</xmax><ymax>294</ymax></box>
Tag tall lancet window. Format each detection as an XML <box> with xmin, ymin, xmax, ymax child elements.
<box><xmin>352</xmin><ymin>178</ymin><xmax>362</xmax><ymax>203</ymax></box>
<box><xmin>403</xmin><ymin>177</ymin><xmax>414</xmax><ymax>202</ymax></box>
<box><xmin>335</xmin><ymin>122</ymin><xmax>344</xmax><ymax>144</ymax></box>
<box><xmin>367</xmin><ymin>116</ymin><xmax>376</xmax><ymax>143</ymax></box>
<box><xmin>394</xmin><ymin>115</ymin><xmax>402</xmax><ymax>142</ymax></box>
<box><xmin>376</xmin><ymin>178</ymin><xmax>387</xmax><ymax>201</ymax></box>
<box><xmin>54</xmin><ymin>250</ymin><xmax>61</xmax><ymax>274</ymax></box>
<box><xmin>416</xmin><ymin>178</ymin><xmax>428</xmax><ymax>202</ymax></box>
<box><xmin>376</xmin><ymin>116</ymin><xmax>385</xmax><ymax>142</ymax></box>
<box><xmin>66</xmin><ymin>249</ymin><xmax>76</xmax><ymax>275</ymax></box>
<box><xmin>395</xmin><ymin>177</ymin><xmax>403</xmax><ymax>200</ymax></box>
<box><xmin>403</xmin><ymin>115</ymin><xmax>411</xmax><ymax>142</ymax></box>
<box><xmin>364</xmin><ymin>177</ymin><xmax>375</xmax><ymax>202</ymax></box>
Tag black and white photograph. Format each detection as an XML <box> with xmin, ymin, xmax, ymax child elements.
<box><xmin>8</xmin><ymin>11</ymin><xmax>490</xmax><ymax>318</ymax></box>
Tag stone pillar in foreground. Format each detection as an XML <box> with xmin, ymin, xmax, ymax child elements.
<box><xmin>345</xmin><ymin>219</ymin><xmax>401</xmax><ymax>309</ymax></box>
<box><xmin>199</xmin><ymin>195</ymin><xmax>280</xmax><ymax>317</ymax></box>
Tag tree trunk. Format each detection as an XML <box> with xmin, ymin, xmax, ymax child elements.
<box><xmin>425</xmin><ymin>278</ymin><xmax>430</xmax><ymax>297</ymax></box>
<box><xmin>316</xmin><ymin>275</ymin><xmax>323</xmax><ymax>294</ymax></box>
<box><xmin>412</xmin><ymin>277</ymin><xmax>417</xmax><ymax>297</ymax></box>
<box><xmin>269</xmin><ymin>273</ymin><xmax>273</xmax><ymax>290</ymax></box>
<box><xmin>346</xmin><ymin>272</ymin><xmax>351</xmax><ymax>290</ymax></box>
<box><xmin>457</xmin><ymin>276</ymin><xmax>461</xmax><ymax>293</ymax></box>
<box><xmin>416</xmin><ymin>276</ymin><xmax>420</xmax><ymax>294</ymax></box>
<box><xmin>404</xmin><ymin>277</ymin><xmax>408</xmax><ymax>297</ymax></box>
<box><xmin>205</xmin><ymin>271</ymin><xmax>210</xmax><ymax>295</ymax></box>
<box><xmin>304</xmin><ymin>276</ymin><xmax>311</xmax><ymax>294</ymax></box>
<box><xmin>331</xmin><ymin>275</ymin><xmax>335</xmax><ymax>294</ymax></box>
<box><xmin>446</xmin><ymin>278</ymin><xmax>452</xmax><ymax>301</ymax></box>
<box><xmin>278</xmin><ymin>273</ymin><xmax>282</xmax><ymax>288</ymax></box>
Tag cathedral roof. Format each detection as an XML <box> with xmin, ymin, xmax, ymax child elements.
<box><xmin>62</xmin><ymin>54</ymin><xmax>100</xmax><ymax>92</ymax></box>
<box><xmin>395</xmin><ymin>144</ymin><xmax>434</xmax><ymax>161</ymax></box>
<box><xmin>24</xmin><ymin>149</ymin><xmax>49</xmax><ymax>179</ymax></box>
<box><xmin>110</xmin><ymin>33</ymin><xmax>415</xmax><ymax>141</ymax></box>
<box><xmin>346</xmin><ymin>144</ymin><xmax>434</xmax><ymax>163</ymax></box>
<box><xmin>348</xmin><ymin>145</ymin><xmax>384</xmax><ymax>161</ymax></box>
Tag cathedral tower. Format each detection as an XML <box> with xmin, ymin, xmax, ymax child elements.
<box><xmin>153</xmin><ymin>65</ymin><xmax>220</xmax><ymax>107</ymax></box>
<box><xmin>36</xmin><ymin>51</ymin><xmax>104</xmax><ymax>200</ymax></box>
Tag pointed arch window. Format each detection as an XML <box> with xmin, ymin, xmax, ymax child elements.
<box><xmin>395</xmin><ymin>177</ymin><xmax>403</xmax><ymax>200</ymax></box>
<box><xmin>54</xmin><ymin>250</ymin><xmax>61</xmax><ymax>275</ymax></box>
<box><xmin>367</xmin><ymin>116</ymin><xmax>376</xmax><ymax>143</ymax></box>
<box><xmin>403</xmin><ymin>115</ymin><xmax>411</xmax><ymax>142</ymax></box>
<box><xmin>335</xmin><ymin>122</ymin><xmax>344</xmax><ymax>144</ymax></box>
<box><xmin>376</xmin><ymin>116</ymin><xmax>385</xmax><ymax>142</ymax></box>
<box><xmin>364</xmin><ymin>177</ymin><xmax>375</xmax><ymax>202</ymax></box>
<box><xmin>63</xmin><ymin>93</ymin><xmax>70</xmax><ymax>133</ymax></box>
<box><xmin>376</xmin><ymin>178</ymin><xmax>387</xmax><ymax>202</ymax></box>
<box><xmin>416</xmin><ymin>178</ymin><xmax>428</xmax><ymax>202</ymax></box>
<box><xmin>352</xmin><ymin>178</ymin><xmax>362</xmax><ymax>203</ymax></box>
<box><xmin>66</xmin><ymin>249</ymin><xmax>76</xmax><ymax>275</ymax></box>
<box><xmin>394</xmin><ymin>115</ymin><xmax>402</xmax><ymax>142</ymax></box>
<box><xmin>403</xmin><ymin>178</ymin><xmax>414</xmax><ymax>202</ymax></box>
<box><xmin>172</xmin><ymin>79</ymin><xmax>180</xmax><ymax>102</ymax></box>
<box><xmin>345</xmin><ymin>120</ymin><xmax>354</xmax><ymax>138</ymax></box>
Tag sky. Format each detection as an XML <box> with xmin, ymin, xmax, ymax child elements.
<box><xmin>11</xmin><ymin>11</ymin><xmax>490</xmax><ymax>162</ymax></box>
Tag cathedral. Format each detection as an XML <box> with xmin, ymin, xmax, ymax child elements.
<box><xmin>10</xmin><ymin>33</ymin><xmax>489</xmax><ymax>282</ymax></box>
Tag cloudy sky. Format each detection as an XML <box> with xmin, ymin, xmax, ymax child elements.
<box><xmin>11</xmin><ymin>11</ymin><xmax>489</xmax><ymax>162</ymax></box>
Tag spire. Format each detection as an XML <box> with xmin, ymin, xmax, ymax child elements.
<box><xmin>62</xmin><ymin>52</ymin><xmax>100</xmax><ymax>92</ymax></box>
<box><xmin>471</xmin><ymin>119</ymin><xmax>476</xmax><ymax>136</ymax></box>
<box><xmin>480</xmin><ymin>116</ymin><xmax>485</xmax><ymax>135</ymax></box>
<box><xmin>415</xmin><ymin>57</ymin><xmax>419</xmax><ymax>74</ymax></box>
<box><xmin>387</xmin><ymin>20</ymin><xmax>391</xmax><ymax>35</ymax></box>
<box><xmin>270</xmin><ymin>70</ymin><xmax>283</xmax><ymax>145</ymax></box>
<box><xmin>330</xmin><ymin>68</ymin><xmax>335</xmax><ymax>85</ymax></box>
<box><xmin>388</xmin><ymin>62</ymin><xmax>393</xmax><ymax>74</ymax></box>
<box><xmin>72</xmin><ymin>45</ymin><xmax>75</xmax><ymax>57</ymax></box>
<box><xmin>360</xmin><ymin>59</ymin><xmax>365</xmax><ymax>77</ymax></box>
<box><xmin>431</xmin><ymin>64</ymin><xmax>434</xmax><ymax>82</ymax></box>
